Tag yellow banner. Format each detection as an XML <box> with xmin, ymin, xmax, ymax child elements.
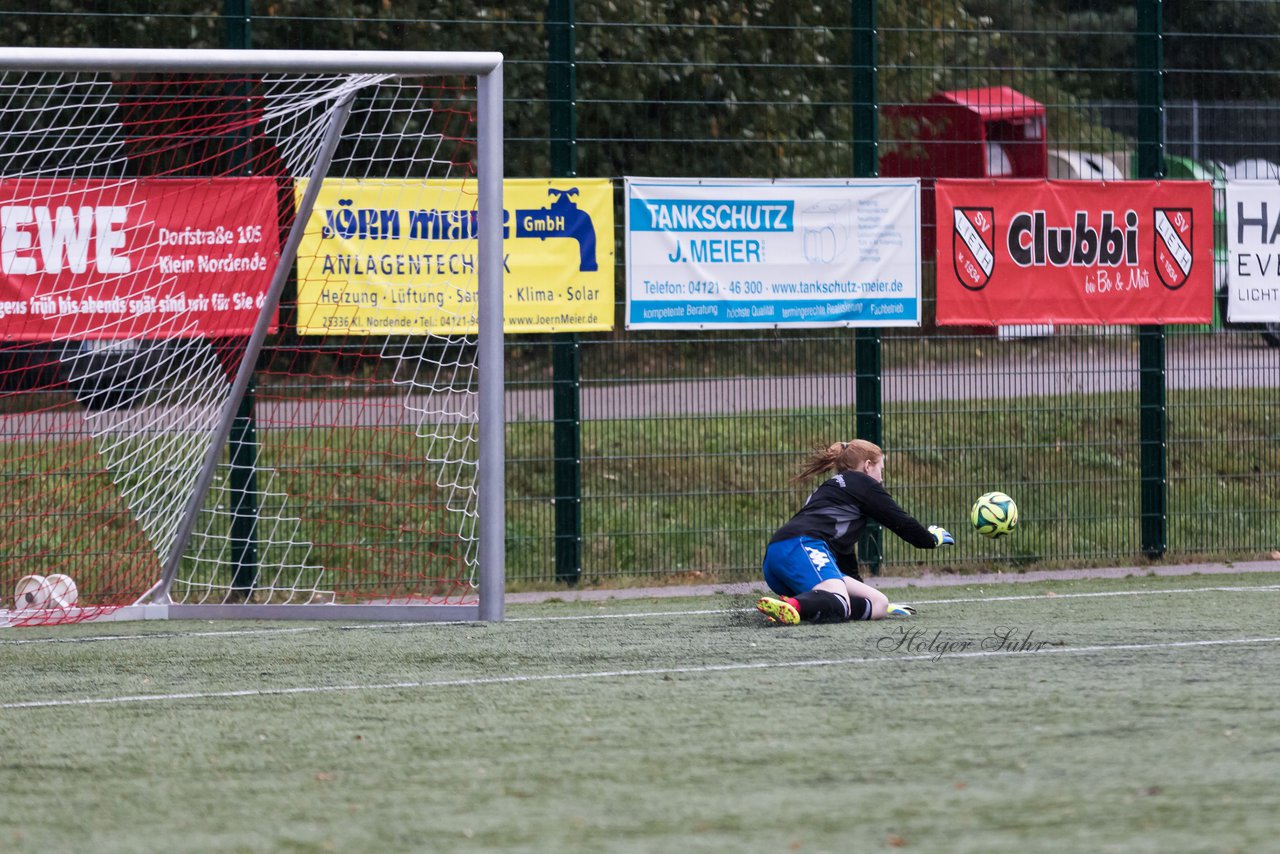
<box><xmin>295</xmin><ymin>178</ymin><xmax>614</xmax><ymax>335</ymax></box>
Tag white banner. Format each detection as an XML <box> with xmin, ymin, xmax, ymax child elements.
<box><xmin>624</xmin><ymin>178</ymin><xmax>921</xmax><ymax>329</ymax></box>
<box><xmin>1226</xmin><ymin>180</ymin><xmax>1280</xmax><ymax>323</ymax></box>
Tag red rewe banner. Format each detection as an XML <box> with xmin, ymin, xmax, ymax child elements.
<box><xmin>936</xmin><ymin>179</ymin><xmax>1213</xmax><ymax>325</ymax></box>
<box><xmin>0</xmin><ymin>178</ymin><xmax>280</xmax><ymax>341</ymax></box>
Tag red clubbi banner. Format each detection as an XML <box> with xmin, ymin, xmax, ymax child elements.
<box><xmin>0</xmin><ymin>178</ymin><xmax>280</xmax><ymax>341</ymax></box>
<box><xmin>936</xmin><ymin>179</ymin><xmax>1213</xmax><ymax>325</ymax></box>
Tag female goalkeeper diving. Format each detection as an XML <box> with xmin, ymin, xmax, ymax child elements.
<box><xmin>756</xmin><ymin>439</ymin><xmax>953</xmax><ymax>625</ymax></box>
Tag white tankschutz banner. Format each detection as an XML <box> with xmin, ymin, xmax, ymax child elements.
<box><xmin>624</xmin><ymin>177</ymin><xmax>921</xmax><ymax>329</ymax></box>
<box><xmin>1226</xmin><ymin>180</ymin><xmax>1280</xmax><ymax>324</ymax></box>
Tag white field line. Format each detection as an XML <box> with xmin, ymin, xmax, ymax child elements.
<box><xmin>5</xmin><ymin>634</ymin><xmax>1280</xmax><ymax>711</ymax></box>
<box><xmin>4</xmin><ymin>584</ymin><xmax>1280</xmax><ymax>645</ymax></box>
<box><xmin>898</xmin><ymin>583</ymin><xmax>1280</xmax><ymax>606</ymax></box>
<box><xmin>0</xmin><ymin>625</ymin><xmax>329</xmax><ymax>645</ymax></box>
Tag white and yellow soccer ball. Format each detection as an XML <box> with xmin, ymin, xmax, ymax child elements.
<box><xmin>971</xmin><ymin>491</ymin><xmax>1018</xmax><ymax>538</ymax></box>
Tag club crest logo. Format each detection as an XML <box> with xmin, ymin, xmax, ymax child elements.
<box><xmin>953</xmin><ymin>207</ymin><xmax>995</xmax><ymax>290</ymax></box>
<box><xmin>1153</xmin><ymin>208</ymin><xmax>1193</xmax><ymax>290</ymax></box>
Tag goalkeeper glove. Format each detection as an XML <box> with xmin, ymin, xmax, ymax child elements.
<box><xmin>886</xmin><ymin>603</ymin><xmax>917</xmax><ymax>617</ymax></box>
<box><xmin>928</xmin><ymin>525</ymin><xmax>954</xmax><ymax>547</ymax></box>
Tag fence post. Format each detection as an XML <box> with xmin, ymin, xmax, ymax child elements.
<box><xmin>224</xmin><ymin>0</ymin><xmax>261</xmax><ymax>597</ymax></box>
<box><xmin>1136</xmin><ymin>0</ymin><xmax>1167</xmax><ymax>559</ymax></box>
<box><xmin>547</xmin><ymin>0</ymin><xmax>583</xmax><ymax>584</ymax></box>
<box><xmin>852</xmin><ymin>0</ymin><xmax>883</xmax><ymax>574</ymax></box>
<box><xmin>223</xmin><ymin>0</ymin><xmax>251</xmax><ymax>49</ymax></box>
<box><xmin>228</xmin><ymin>383</ymin><xmax>261</xmax><ymax>597</ymax></box>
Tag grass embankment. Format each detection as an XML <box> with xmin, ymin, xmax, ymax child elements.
<box><xmin>3</xmin><ymin>389</ymin><xmax>1277</xmax><ymax>595</ymax></box>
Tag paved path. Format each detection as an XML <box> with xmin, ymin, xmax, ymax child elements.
<box><xmin>508</xmin><ymin>335</ymin><xmax>1277</xmax><ymax>420</ymax></box>
<box><xmin>3</xmin><ymin>336</ymin><xmax>1275</xmax><ymax>438</ymax></box>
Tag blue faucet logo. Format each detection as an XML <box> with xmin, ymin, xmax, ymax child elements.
<box><xmin>514</xmin><ymin>188</ymin><xmax>598</xmax><ymax>272</ymax></box>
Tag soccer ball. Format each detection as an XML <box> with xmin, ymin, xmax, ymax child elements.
<box><xmin>45</xmin><ymin>574</ymin><xmax>79</xmax><ymax>609</ymax></box>
<box><xmin>971</xmin><ymin>491</ymin><xmax>1018</xmax><ymax>538</ymax></box>
<box><xmin>14</xmin><ymin>574</ymin><xmax>51</xmax><ymax>610</ymax></box>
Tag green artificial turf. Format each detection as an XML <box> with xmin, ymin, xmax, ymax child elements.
<box><xmin>3</xmin><ymin>571</ymin><xmax>1280</xmax><ymax>852</ymax></box>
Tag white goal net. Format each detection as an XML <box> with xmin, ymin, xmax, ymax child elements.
<box><xmin>0</xmin><ymin>49</ymin><xmax>505</xmax><ymax>626</ymax></box>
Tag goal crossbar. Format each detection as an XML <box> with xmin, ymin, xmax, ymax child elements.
<box><xmin>0</xmin><ymin>47</ymin><xmax>503</xmax><ymax>76</ymax></box>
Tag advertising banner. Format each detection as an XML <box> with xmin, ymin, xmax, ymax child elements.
<box><xmin>936</xmin><ymin>179</ymin><xmax>1213</xmax><ymax>325</ymax></box>
<box><xmin>1225</xmin><ymin>180</ymin><xmax>1280</xmax><ymax>324</ymax></box>
<box><xmin>0</xmin><ymin>178</ymin><xmax>280</xmax><ymax>341</ymax></box>
<box><xmin>624</xmin><ymin>178</ymin><xmax>921</xmax><ymax>329</ymax></box>
<box><xmin>295</xmin><ymin>178</ymin><xmax>614</xmax><ymax>335</ymax></box>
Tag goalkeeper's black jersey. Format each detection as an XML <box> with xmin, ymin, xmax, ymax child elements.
<box><xmin>769</xmin><ymin>470</ymin><xmax>936</xmax><ymax>576</ymax></box>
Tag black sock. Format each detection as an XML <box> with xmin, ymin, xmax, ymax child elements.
<box><xmin>846</xmin><ymin>595</ymin><xmax>873</xmax><ymax>621</ymax></box>
<box><xmin>793</xmin><ymin>590</ymin><xmax>850</xmax><ymax>623</ymax></box>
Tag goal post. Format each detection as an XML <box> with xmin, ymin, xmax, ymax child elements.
<box><xmin>0</xmin><ymin>48</ymin><xmax>505</xmax><ymax>626</ymax></box>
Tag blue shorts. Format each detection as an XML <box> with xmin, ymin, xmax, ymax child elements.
<box><xmin>761</xmin><ymin>536</ymin><xmax>845</xmax><ymax>597</ymax></box>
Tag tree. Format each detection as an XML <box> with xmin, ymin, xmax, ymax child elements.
<box><xmin>6</xmin><ymin>0</ymin><xmax>1277</xmax><ymax>180</ymax></box>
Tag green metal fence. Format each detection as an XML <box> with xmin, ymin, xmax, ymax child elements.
<box><xmin>2</xmin><ymin>1</ymin><xmax>1277</xmax><ymax>586</ymax></box>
